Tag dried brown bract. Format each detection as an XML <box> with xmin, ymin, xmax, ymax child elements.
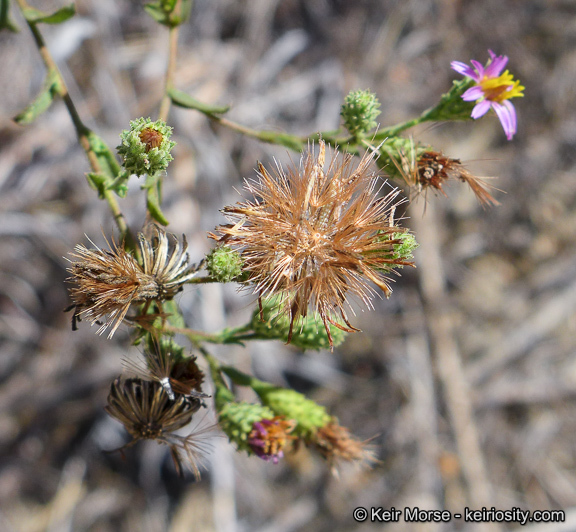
<box><xmin>105</xmin><ymin>378</ymin><xmax>213</xmax><ymax>478</ymax></box>
<box><xmin>67</xmin><ymin>226</ymin><xmax>196</xmax><ymax>338</ymax></box>
<box><xmin>211</xmin><ymin>140</ymin><xmax>413</xmax><ymax>347</ymax></box>
<box><xmin>394</xmin><ymin>146</ymin><xmax>499</xmax><ymax>207</ymax></box>
<box><xmin>312</xmin><ymin>419</ymin><xmax>378</xmax><ymax>474</ymax></box>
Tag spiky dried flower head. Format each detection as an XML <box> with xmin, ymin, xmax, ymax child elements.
<box><xmin>105</xmin><ymin>377</ymin><xmax>213</xmax><ymax>478</ymax></box>
<box><xmin>123</xmin><ymin>338</ymin><xmax>208</xmax><ymax>401</ymax></box>
<box><xmin>211</xmin><ymin>140</ymin><xmax>414</xmax><ymax>347</ymax></box>
<box><xmin>311</xmin><ymin>419</ymin><xmax>378</xmax><ymax>473</ymax></box>
<box><xmin>390</xmin><ymin>140</ymin><xmax>499</xmax><ymax>208</ymax></box>
<box><xmin>66</xmin><ymin>225</ymin><xmax>196</xmax><ymax>338</ymax></box>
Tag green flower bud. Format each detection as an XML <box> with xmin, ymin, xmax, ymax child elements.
<box><xmin>251</xmin><ymin>296</ymin><xmax>347</xmax><ymax>350</ymax></box>
<box><xmin>422</xmin><ymin>78</ymin><xmax>476</xmax><ymax>123</ymax></box>
<box><xmin>117</xmin><ymin>118</ymin><xmax>175</xmax><ymax>177</ymax></box>
<box><xmin>390</xmin><ymin>231</ymin><xmax>418</xmax><ymax>264</ymax></box>
<box><xmin>252</xmin><ymin>384</ymin><xmax>331</xmax><ymax>439</ymax></box>
<box><xmin>205</xmin><ymin>245</ymin><xmax>245</xmax><ymax>282</ymax></box>
<box><xmin>217</xmin><ymin>401</ymin><xmax>276</xmax><ymax>452</ymax></box>
<box><xmin>341</xmin><ymin>89</ymin><xmax>381</xmax><ymax>137</ymax></box>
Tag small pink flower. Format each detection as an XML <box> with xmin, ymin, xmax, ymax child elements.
<box><xmin>451</xmin><ymin>50</ymin><xmax>524</xmax><ymax>140</ymax></box>
<box><xmin>247</xmin><ymin>417</ymin><xmax>295</xmax><ymax>463</ymax></box>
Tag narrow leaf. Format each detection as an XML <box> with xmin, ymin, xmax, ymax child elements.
<box><xmin>0</xmin><ymin>0</ymin><xmax>19</xmax><ymax>32</ymax></box>
<box><xmin>143</xmin><ymin>173</ymin><xmax>169</xmax><ymax>226</ymax></box>
<box><xmin>146</xmin><ymin>186</ymin><xmax>169</xmax><ymax>226</ymax></box>
<box><xmin>144</xmin><ymin>3</ymin><xmax>169</xmax><ymax>25</ymax></box>
<box><xmin>22</xmin><ymin>4</ymin><xmax>75</xmax><ymax>24</ymax></box>
<box><xmin>169</xmin><ymin>88</ymin><xmax>230</xmax><ymax>115</ymax></box>
<box><xmin>257</xmin><ymin>131</ymin><xmax>304</xmax><ymax>152</ymax></box>
<box><xmin>13</xmin><ymin>69</ymin><xmax>61</xmax><ymax>124</ymax></box>
<box><xmin>87</xmin><ymin>132</ymin><xmax>122</xmax><ymax>179</ymax></box>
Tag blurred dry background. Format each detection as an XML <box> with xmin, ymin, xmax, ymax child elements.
<box><xmin>1</xmin><ymin>0</ymin><xmax>576</xmax><ymax>531</ymax></box>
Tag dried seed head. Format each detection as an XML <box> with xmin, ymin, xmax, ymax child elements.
<box><xmin>123</xmin><ymin>340</ymin><xmax>208</xmax><ymax>401</ymax></box>
<box><xmin>105</xmin><ymin>377</ymin><xmax>213</xmax><ymax>478</ymax></box>
<box><xmin>392</xmin><ymin>144</ymin><xmax>499</xmax><ymax>207</ymax></box>
<box><xmin>67</xmin><ymin>226</ymin><xmax>196</xmax><ymax>338</ymax></box>
<box><xmin>311</xmin><ymin>419</ymin><xmax>378</xmax><ymax>474</ymax></box>
<box><xmin>211</xmin><ymin>141</ymin><xmax>414</xmax><ymax>347</ymax></box>
<box><xmin>66</xmin><ymin>236</ymin><xmax>156</xmax><ymax>338</ymax></box>
<box><xmin>138</xmin><ymin>224</ymin><xmax>198</xmax><ymax>300</ymax></box>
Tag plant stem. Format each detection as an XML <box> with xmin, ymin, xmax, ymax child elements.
<box><xmin>15</xmin><ymin>0</ymin><xmax>133</xmax><ymax>246</ymax></box>
<box><xmin>158</xmin><ymin>0</ymin><xmax>182</xmax><ymax>122</ymax></box>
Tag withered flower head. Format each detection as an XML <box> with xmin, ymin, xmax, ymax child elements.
<box><xmin>247</xmin><ymin>416</ymin><xmax>296</xmax><ymax>464</ymax></box>
<box><xmin>138</xmin><ymin>224</ymin><xmax>197</xmax><ymax>300</ymax></box>
<box><xmin>123</xmin><ymin>341</ymin><xmax>208</xmax><ymax>401</ymax></box>
<box><xmin>211</xmin><ymin>140</ymin><xmax>413</xmax><ymax>347</ymax></box>
<box><xmin>312</xmin><ymin>419</ymin><xmax>378</xmax><ymax>474</ymax></box>
<box><xmin>394</xmin><ymin>145</ymin><xmax>499</xmax><ymax>208</ymax></box>
<box><xmin>105</xmin><ymin>377</ymin><xmax>213</xmax><ymax>478</ymax></box>
<box><xmin>67</xmin><ymin>225</ymin><xmax>196</xmax><ymax>338</ymax></box>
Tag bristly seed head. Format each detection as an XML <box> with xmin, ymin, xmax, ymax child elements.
<box><xmin>210</xmin><ymin>140</ymin><xmax>415</xmax><ymax>348</ymax></box>
<box><xmin>393</xmin><ymin>146</ymin><xmax>499</xmax><ymax>208</ymax></box>
<box><xmin>66</xmin><ymin>225</ymin><xmax>197</xmax><ymax>338</ymax></box>
<box><xmin>105</xmin><ymin>377</ymin><xmax>214</xmax><ymax>478</ymax></box>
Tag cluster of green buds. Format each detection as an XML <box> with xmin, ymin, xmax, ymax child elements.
<box><xmin>211</xmin><ymin>361</ymin><xmax>374</xmax><ymax>468</ymax></box>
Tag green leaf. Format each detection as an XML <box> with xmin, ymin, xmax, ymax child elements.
<box><xmin>143</xmin><ymin>3</ymin><xmax>169</xmax><ymax>25</ymax></box>
<box><xmin>13</xmin><ymin>69</ymin><xmax>61</xmax><ymax>124</ymax></box>
<box><xmin>87</xmin><ymin>131</ymin><xmax>122</xmax><ymax>179</ymax></box>
<box><xmin>169</xmin><ymin>88</ymin><xmax>230</xmax><ymax>115</ymax></box>
<box><xmin>86</xmin><ymin>173</ymin><xmax>108</xmax><ymax>199</ymax></box>
<box><xmin>22</xmin><ymin>4</ymin><xmax>76</xmax><ymax>25</ymax></box>
<box><xmin>177</xmin><ymin>0</ymin><xmax>193</xmax><ymax>25</ymax></box>
<box><xmin>145</xmin><ymin>0</ymin><xmax>193</xmax><ymax>27</ymax></box>
<box><xmin>162</xmin><ymin>300</ymin><xmax>186</xmax><ymax>329</ymax></box>
<box><xmin>143</xmin><ymin>174</ymin><xmax>169</xmax><ymax>226</ymax></box>
<box><xmin>0</xmin><ymin>0</ymin><xmax>19</xmax><ymax>32</ymax></box>
<box><xmin>257</xmin><ymin>131</ymin><xmax>304</xmax><ymax>152</ymax></box>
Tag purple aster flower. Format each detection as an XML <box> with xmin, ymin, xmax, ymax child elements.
<box><xmin>451</xmin><ymin>50</ymin><xmax>525</xmax><ymax>140</ymax></box>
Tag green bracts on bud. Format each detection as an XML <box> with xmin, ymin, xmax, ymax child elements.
<box><xmin>341</xmin><ymin>89</ymin><xmax>381</xmax><ymax>137</ymax></box>
<box><xmin>220</xmin><ymin>366</ymin><xmax>332</xmax><ymax>439</ymax></box>
<box><xmin>217</xmin><ymin>401</ymin><xmax>276</xmax><ymax>452</ymax></box>
<box><xmin>251</xmin><ymin>296</ymin><xmax>347</xmax><ymax>350</ymax></box>
<box><xmin>421</xmin><ymin>78</ymin><xmax>476</xmax><ymax>122</ymax></box>
<box><xmin>253</xmin><ymin>385</ymin><xmax>331</xmax><ymax>439</ymax></box>
<box><xmin>205</xmin><ymin>246</ymin><xmax>245</xmax><ymax>282</ymax></box>
<box><xmin>117</xmin><ymin>118</ymin><xmax>175</xmax><ymax>177</ymax></box>
<box><xmin>390</xmin><ymin>232</ymin><xmax>418</xmax><ymax>264</ymax></box>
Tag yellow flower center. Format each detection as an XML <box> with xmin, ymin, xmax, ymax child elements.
<box><xmin>480</xmin><ymin>70</ymin><xmax>525</xmax><ymax>102</ymax></box>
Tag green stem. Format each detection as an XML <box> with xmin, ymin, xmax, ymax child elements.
<box><xmin>185</xmin><ymin>275</ymin><xmax>220</xmax><ymax>285</ymax></box>
<box><xmin>158</xmin><ymin>0</ymin><xmax>181</xmax><ymax>122</ymax></box>
<box><xmin>14</xmin><ymin>0</ymin><xmax>134</xmax><ymax>248</ymax></box>
<box><xmin>164</xmin><ymin>323</ymin><xmax>253</xmax><ymax>345</ymax></box>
